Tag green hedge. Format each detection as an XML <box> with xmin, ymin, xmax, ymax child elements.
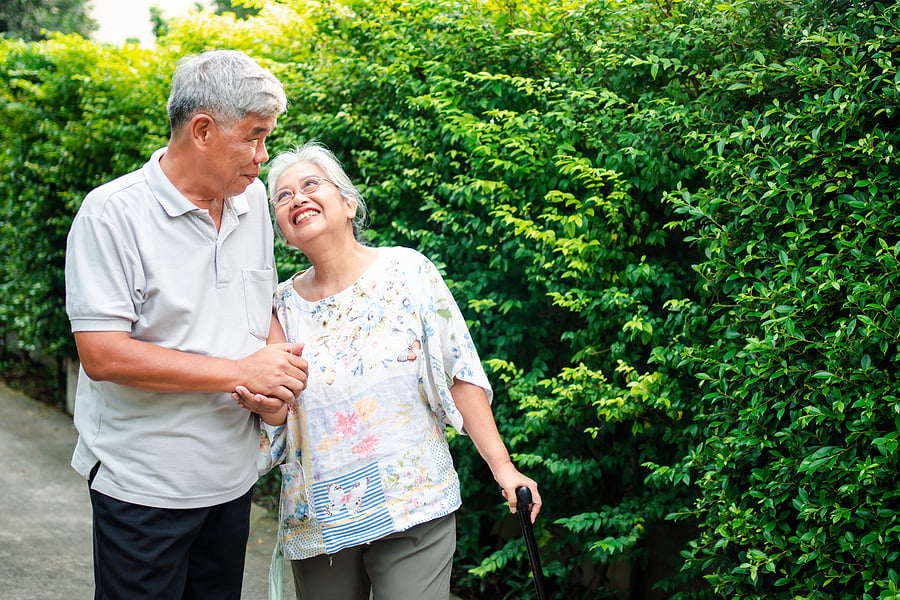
<box><xmin>670</xmin><ymin>4</ymin><xmax>900</xmax><ymax>598</ymax></box>
<box><xmin>2</xmin><ymin>1</ymin><xmax>899</xmax><ymax>598</ymax></box>
<box><xmin>0</xmin><ymin>36</ymin><xmax>167</xmax><ymax>363</ymax></box>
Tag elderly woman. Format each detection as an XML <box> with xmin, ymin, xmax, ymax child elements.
<box><xmin>236</xmin><ymin>140</ymin><xmax>540</xmax><ymax>600</ymax></box>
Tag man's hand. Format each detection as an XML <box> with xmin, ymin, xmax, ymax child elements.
<box><xmin>233</xmin><ymin>342</ymin><xmax>307</xmax><ymax>402</ymax></box>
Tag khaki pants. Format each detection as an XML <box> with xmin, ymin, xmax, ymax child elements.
<box><xmin>291</xmin><ymin>513</ymin><xmax>456</xmax><ymax>600</ymax></box>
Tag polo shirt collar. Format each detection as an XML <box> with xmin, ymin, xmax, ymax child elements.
<box><xmin>144</xmin><ymin>147</ymin><xmax>250</xmax><ymax>218</ymax></box>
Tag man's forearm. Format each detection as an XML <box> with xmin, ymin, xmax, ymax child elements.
<box><xmin>75</xmin><ymin>331</ymin><xmax>243</xmax><ymax>393</ymax></box>
<box><xmin>74</xmin><ymin>330</ymin><xmax>307</xmax><ymax>401</ymax></box>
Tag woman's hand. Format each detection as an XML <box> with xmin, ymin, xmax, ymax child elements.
<box><xmin>233</xmin><ymin>385</ymin><xmax>290</xmax><ymax>426</ymax></box>
<box><xmin>494</xmin><ymin>461</ymin><xmax>542</xmax><ymax>523</ymax></box>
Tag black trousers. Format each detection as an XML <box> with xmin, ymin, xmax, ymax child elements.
<box><xmin>88</xmin><ymin>470</ymin><xmax>252</xmax><ymax>600</ymax></box>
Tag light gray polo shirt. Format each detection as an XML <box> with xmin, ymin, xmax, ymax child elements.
<box><xmin>65</xmin><ymin>147</ymin><xmax>277</xmax><ymax>509</ymax></box>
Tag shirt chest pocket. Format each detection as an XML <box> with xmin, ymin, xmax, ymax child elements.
<box><xmin>242</xmin><ymin>268</ymin><xmax>276</xmax><ymax>340</ymax></box>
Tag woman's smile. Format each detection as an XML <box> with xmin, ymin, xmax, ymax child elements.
<box><xmin>291</xmin><ymin>207</ymin><xmax>321</xmax><ymax>225</ymax></box>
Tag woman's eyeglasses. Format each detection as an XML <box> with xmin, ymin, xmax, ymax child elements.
<box><xmin>273</xmin><ymin>176</ymin><xmax>335</xmax><ymax>207</ymax></box>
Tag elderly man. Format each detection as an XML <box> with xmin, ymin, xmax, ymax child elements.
<box><xmin>64</xmin><ymin>49</ymin><xmax>303</xmax><ymax>599</ymax></box>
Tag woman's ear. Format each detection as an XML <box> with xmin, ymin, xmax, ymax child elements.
<box><xmin>344</xmin><ymin>195</ymin><xmax>359</xmax><ymax>219</ymax></box>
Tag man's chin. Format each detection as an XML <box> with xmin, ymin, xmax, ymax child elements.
<box><xmin>227</xmin><ymin>176</ymin><xmax>257</xmax><ymax>196</ymax></box>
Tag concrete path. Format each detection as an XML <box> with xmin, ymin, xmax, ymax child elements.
<box><xmin>0</xmin><ymin>382</ymin><xmax>292</xmax><ymax>600</ymax></box>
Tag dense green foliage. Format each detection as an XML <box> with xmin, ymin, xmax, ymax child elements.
<box><xmin>0</xmin><ymin>37</ymin><xmax>167</xmax><ymax>363</ymax></box>
<box><xmin>670</xmin><ymin>5</ymin><xmax>900</xmax><ymax>598</ymax></box>
<box><xmin>0</xmin><ymin>0</ymin><xmax>97</xmax><ymax>41</ymax></box>
<box><xmin>2</xmin><ymin>1</ymin><xmax>899</xmax><ymax>598</ymax></box>
<box><xmin>210</xmin><ymin>0</ymin><xmax>262</xmax><ymax>19</ymax></box>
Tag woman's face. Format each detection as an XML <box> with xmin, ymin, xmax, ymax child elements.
<box><xmin>272</xmin><ymin>161</ymin><xmax>357</xmax><ymax>250</ymax></box>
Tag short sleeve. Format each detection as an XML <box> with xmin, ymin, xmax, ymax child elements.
<box><xmin>65</xmin><ymin>210</ymin><xmax>143</xmax><ymax>332</ymax></box>
<box><xmin>258</xmin><ymin>422</ymin><xmax>287</xmax><ymax>475</ymax></box>
<box><xmin>416</xmin><ymin>254</ymin><xmax>493</xmax><ymax>435</ymax></box>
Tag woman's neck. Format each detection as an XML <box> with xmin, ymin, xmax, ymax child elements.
<box><xmin>295</xmin><ymin>242</ymin><xmax>378</xmax><ymax>301</ymax></box>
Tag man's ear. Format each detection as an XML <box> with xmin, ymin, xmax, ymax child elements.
<box><xmin>189</xmin><ymin>113</ymin><xmax>216</xmax><ymax>150</ymax></box>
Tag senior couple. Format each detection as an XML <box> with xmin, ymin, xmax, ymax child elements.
<box><xmin>65</xmin><ymin>49</ymin><xmax>540</xmax><ymax>600</ymax></box>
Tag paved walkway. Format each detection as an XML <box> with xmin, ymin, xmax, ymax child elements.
<box><xmin>0</xmin><ymin>382</ymin><xmax>292</xmax><ymax>599</ymax></box>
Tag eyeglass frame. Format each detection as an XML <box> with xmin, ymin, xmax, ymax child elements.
<box><xmin>271</xmin><ymin>175</ymin><xmax>336</xmax><ymax>207</ymax></box>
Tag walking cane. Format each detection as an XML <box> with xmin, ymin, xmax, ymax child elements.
<box><xmin>515</xmin><ymin>486</ymin><xmax>548</xmax><ymax>600</ymax></box>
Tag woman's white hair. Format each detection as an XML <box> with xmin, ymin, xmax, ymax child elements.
<box><xmin>266</xmin><ymin>140</ymin><xmax>369</xmax><ymax>241</ymax></box>
<box><xmin>166</xmin><ymin>49</ymin><xmax>287</xmax><ymax>131</ymax></box>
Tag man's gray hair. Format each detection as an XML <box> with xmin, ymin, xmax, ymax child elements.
<box><xmin>167</xmin><ymin>49</ymin><xmax>287</xmax><ymax>131</ymax></box>
<box><xmin>266</xmin><ymin>140</ymin><xmax>369</xmax><ymax>242</ymax></box>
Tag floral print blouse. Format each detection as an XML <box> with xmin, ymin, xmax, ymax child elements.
<box><xmin>260</xmin><ymin>246</ymin><xmax>492</xmax><ymax>560</ymax></box>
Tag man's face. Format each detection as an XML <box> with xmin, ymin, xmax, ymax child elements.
<box><xmin>207</xmin><ymin>113</ymin><xmax>277</xmax><ymax>198</ymax></box>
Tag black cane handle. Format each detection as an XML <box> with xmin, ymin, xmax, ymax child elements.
<box><xmin>516</xmin><ymin>485</ymin><xmax>534</xmax><ymax>509</ymax></box>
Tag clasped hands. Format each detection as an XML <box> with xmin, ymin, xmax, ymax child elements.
<box><xmin>232</xmin><ymin>342</ymin><xmax>307</xmax><ymax>420</ymax></box>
